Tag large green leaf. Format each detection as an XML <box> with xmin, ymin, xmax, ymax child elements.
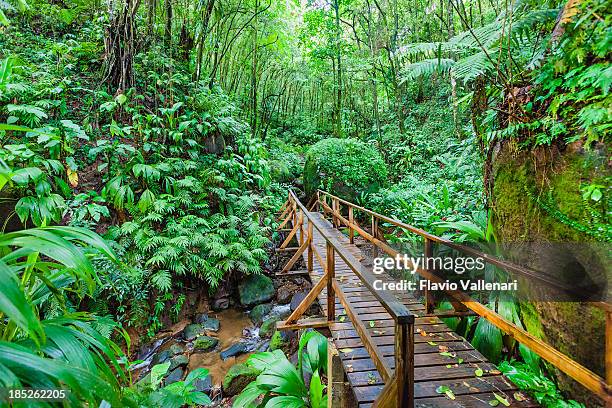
<box><xmin>263</xmin><ymin>396</ymin><xmax>306</xmax><ymax>408</ymax></box>
<box><xmin>256</xmin><ymin>357</ymin><xmax>307</xmax><ymax>398</ymax></box>
<box><xmin>0</xmin><ymin>260</ymin><xmax>44</xmax><ymax>345</ymax></box>
<box><xmin>246</xmin><ymin>349</ymin><xmax>285</xmax><ymax>371</ymax></box>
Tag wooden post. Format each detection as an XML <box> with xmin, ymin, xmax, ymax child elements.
<box><xmin>606</xmin><ymin>311</ymin><xmax>612</xmax><ymax>387</ymax></box>
<box><xmin>307</xmin><ymin>221</ymin><xmax>314</xmax><ymax>273</ymax></box>
<box><xmin>371</xmin><ymin>216</ymin><xmax>379</xmax><ymax>259</ymax></box>
<box><xmin>424</xmin><ymin>238</ymin><xmax>434</xmax><ymax>314</ymax></box>
<box><xmin>395</xmin><ymin>319</ymin><xmax>415</xmax><ymax>408</ymax></box>
<box><xmin>332</xmin><ymin>197</ymin><xmax>340</xmax><ymax>228</ymax></box>
<box><xmin>316</xmin><ymin>190</ymin><xmax>321</xmax><ymax>213</ymax></box>
<box><xmin>327</xmin><ymin>241</ymin><xmax>336</xmax><ymax>322</ymax></box>
<box><xmin>328</xmin><ymin>340</ymin><xmax>345</xmax><ymax>408</ymax></box>
<box><xmin>348</xmin><ymin>206</ymin><xmax>354</xmax><ymax>244</ymax></box>
<box><xmin>298</xmin><ymin>211</ymin><xmax>304</xmax><ymax>246</ymax></box>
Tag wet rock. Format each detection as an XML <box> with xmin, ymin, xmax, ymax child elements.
<box><xmin>193</xmin><ymin>335</ymin><xmax>219</xmax><ymax>352</ymax></box>
<box><xmin>194</xmin><ymin>313</ymin><xmax>209</xmax><ymax>324</ymax></box>
<box><xmin>152</xmin><ymin>343</ymin><xmax>185</xmax><ymax>365</ymax></box>
<box><xmin>259</xmin><ymin>316</ymin><xmax>280</xmax><ymax>339</ymax></box>
<box><xmin>223</xmin><ymin>363</ymin><xmax>260</xmax><ymax>396</ymax></box>
<box><xmin>276</xmin><ymin>283</ymin><xmax>296</xmax><ymax>304</ymax></box>
<box><xmin>220</xmin><ymin>342</ymin><xmax>249</xmax><ymax>360</ymax></box>
<box><xmin>168</xmin><ymin>343</ymin><xmax>186</xmax><ymax>356</ymax></box>
<box><xmin>169</xmin><ymin>354</ymin><xmax>189</xmax><ymax>371</ymax></box>
<box><xmin>183</xmin><ymin>324</ymin><xmax>205</xmax><ymax>341</ymax></box>
<box><xmin>212</xmin><ymin>297</ymin><xmax>230</xmax><ymax>311</ymax></box>
<box><xmin>165</xmin><ymin>367</ymin><xmax>184</xmax><ymax>384</ymax></box>
<box><xmin>290</xmin><ymin>292</ymin><xmax>317</xmax><ymax>315</ymax></box>
<box><xmin>238</xmin><ymin>274</ymin><xmax>275</xmax><ymax>307</ymax></box>
<box><xmin>194</xmin><ymin>375</ymin><xmax>213</xmax><ymax>394</ymax></box>
<box><xmin>250</xmin><ymin>303</ymin><xmax>272</xmax><ymax>325</ymax></box>
<box><xmin>194</xmin><ymin>314</ymin><xmax>220</xmax><ymax>332</ymax></box>
<box><xmin>269</xmin><ymin>304</ymin><xmax>291</xmax><ymax>320</ymax></box>
<box><xmin>202</xmin><ymin>318</ymin><xmax>220</xmax><ymax>332</ymax></box>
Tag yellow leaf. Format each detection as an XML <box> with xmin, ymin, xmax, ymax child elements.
<box><xmin>67</xmin><ymin>168</ymin><xmax>78</xmax><ymax>187</ymax></box>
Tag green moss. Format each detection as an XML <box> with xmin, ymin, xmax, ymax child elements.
<box><xmin>269</xmin><ymin>330</ymin><xmax>288</xmax><ymax>351</ymax></box>
<box><xmin>492</xmin><ymin>143</ymin><xmax>609</xmax><ymax>400</ymax></box>
<box><xmin>492</xmin><ymin>144</ymin><xmax>608</xmax><ymax>242</ymax></box>
<box><xmin>303</xmin><ymin>138</ymin><xmax>388</xmax><ymax>200</ymax></box>
<box><xmin>518</xmin><ymin>302</ymin><xmax>544</xmax><ymax>340</ymax></box>
<box><xmin>259</xmin><ymin>316</ymin><xmax>280</xmax><ymax>339</ymax></box>
<box><xmin>222</xmin><ymin>363</ymin><xmax>261</xmax><ymax>396</ymax></box>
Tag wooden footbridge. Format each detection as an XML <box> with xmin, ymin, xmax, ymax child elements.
<box><xmin>274</xmin><ymin>190</ymin><xmax>612</xmax><ymax>408</ymax></box>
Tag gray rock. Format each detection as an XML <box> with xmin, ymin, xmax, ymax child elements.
<box><xmin>250</xmin><ymin>303</ymin><xmax>272</xmax><ymax>325</ymax></box>
<box><xmin>193</xmin><ymin>375</ymin><xmax>213</xmax><ymax>394</ymax></box>
<box><xmin>194</xmin><ymin>313</ymin><xmax>209</xmax><ymax>324</ymax></box>
<box><xmin>212</xmin><ymin>297</ymin><xmax>229</xmax><ymax>311</ymax></box>
<box><xmin>168</xmin><ymin>343</ymin><xmax>185</xmax><ymax>356</ymax></box>
<box><xmin>169</xmin><ymin>354</ymin><xmax>189</xmax><ymax>371</ymax></box>
<box><xmin>165</xmin><ymin>367</ymin><xmax>184</xmax><ymax>384</ymax></box>
<box><xmin>152</xmin><ymin>342</ymin><xmax>186</xmax><ymax>365</ymax></box>
<box><xmin>276</xmin><ymin>285</ymin><xmax>293</xmax><ymax>304</ymax></box>
<box><xmin>238</xmin><ymin>274</ymin><xmax>275</xmax><ymax>307</ymax></box>
<box><xmin>194</xmin><ymin>313</ymin><xmax>221</xmax><ymax>332</ymax></box>
<box><xmin>193</xmin><ymin>335</ymin><xmax>219</xmax><ymax>352</ymax></box>
<box><xmin>183</xmin><ymin>324</ymin><xmax>205</xmax><ymax>341</ymax></box>
<box><xmin>202</xmin><ymin>317</ymin><xmax>220</xmax><ymax>332</ymax></box>
<box><xmin>290</xmin><ymin>291</ymin><xmax>318</xmax><ymax>315</ymax></box>
<box><xmin>220</xmin><ymin>342</ymin><xmax>248</xmax><ymax>360</ymax></box>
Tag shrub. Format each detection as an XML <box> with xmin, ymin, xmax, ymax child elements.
<box><xmin>303</xmin><ymin>138</ymin><xmax>388</xmax><ymax>200</ymax></box>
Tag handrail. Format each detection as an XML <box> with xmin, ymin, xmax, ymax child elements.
<box><xmin>280</xmin><ymin>190</ymin><xmax>415</xmax><ymax>407</ymax></box>
<box><xmin>318</xmin><ymin>190</ymin><xmax>611</xmax><ymax>312</ymax></box>
<box><xmin>315</xmin><ymin>189</ymin><xmax>612</xmax><ymax>403</ymax></box>
<box><xmin>288</xmin><ymin>190</ymin><xmax>415</xmax><ymax>323</ymax></box>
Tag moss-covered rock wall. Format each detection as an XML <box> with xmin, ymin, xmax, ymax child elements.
<box><xmin>491</xmin><ymin>140</ymin><xmax>610</xmax><ymax>406</ymax></box>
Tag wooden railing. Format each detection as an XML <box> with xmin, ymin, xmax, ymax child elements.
<box><xmin>311</xmin><ymin>189</ymin><xmax>612</xmax><ymax>404</ymax></box>
<box><xmin>276</xmin><ymin>190</ymin><xmax>416</xmax><ymax>408</ymax></box>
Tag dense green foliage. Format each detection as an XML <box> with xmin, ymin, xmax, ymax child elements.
<box><xmin>0</xmin><ymin>0</ymin><xmax>608</xmax><ymax>405</ymax></box>
<box><xmin>304</xmin><ymin>138</ymin><xmax>388</xmax><ymax>199</ymax></box>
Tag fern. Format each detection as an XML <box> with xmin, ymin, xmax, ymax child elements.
<box><xmin>401</xmin><ymin>58</ymin><xmax>455</xmax><ymax>82</ymax></box>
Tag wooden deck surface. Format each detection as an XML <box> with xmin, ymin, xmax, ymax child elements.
<box><xmin>296</xmin><ymin>212</ymin><xmax>538</xmax><ymax>408</ymax></box>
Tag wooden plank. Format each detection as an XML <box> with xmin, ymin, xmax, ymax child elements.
<box><xmin>333</xmin><ymin>279</ymin><xmax>393</xmax><ymax>382</ymax></box>
<box><xmin>340</xmin><ymin>349</ymin><xmax>486</xmax><ymax>366</ymax></box>
<box><xmin>277</xmin><ymin>317</ymin><xmax>329</xmax><ymax>330</ymax></box>
<box><xmin>414</xmin><ymin>392</ymin><xmax>539</xmax><ymax>407</ymax></box>
<box><xmin>276</xmin><ymin>269</ymin><xmax>310</xmax><ymax>276</ymax></box>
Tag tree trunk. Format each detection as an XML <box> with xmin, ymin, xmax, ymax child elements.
<box><xmin>104</xmin><ymin>0</ymin><xmax>141</xmax><ymax>91</ymax></box>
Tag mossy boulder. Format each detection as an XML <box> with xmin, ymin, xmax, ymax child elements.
<box><xmin>169</xmin><ymin>354</ymin><xmax>189</xmax><ymax>371</ymax></box>
<box><xmin>238</xmin><ymin>274</ymin><xmax>275</xmax><ymax>307</ymax></box>
<box><xmin>183</xmin><ymin>324</ymin><xmax>206</xmax><ymax>341</ymax></box>
<box><xmin>259</xmin><ymin>316</ymin><xmax>280</xmax><ymax>339</ymax></box>
<box><xmin>269</xmin><ymin>330</ymin><xmax>290</xmax><ymax>352</ymax></box>
<box><xmin>303</xmin><ymin>138</ymin><xmax>388</xmax><ymax>200</ymax></box>
<box><xmin>222</xmin><ymin>363</ymin><xmax>260</xmax><ymax>396</ymax></box>
<box><xmin>193</xmin><ymin>335</ymin><xmax>219</xmax><ymax>352</ymax></box>
<box><xmin>250</xmin><ymin>303</ymin><xmax>273</xmax><ymax>325</ymax></box>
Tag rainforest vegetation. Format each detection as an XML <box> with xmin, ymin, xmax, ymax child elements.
<box><xmin>0</xmin><ymin>0</ymin><xmax>609</xmax><ymax>406</ymax></box>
